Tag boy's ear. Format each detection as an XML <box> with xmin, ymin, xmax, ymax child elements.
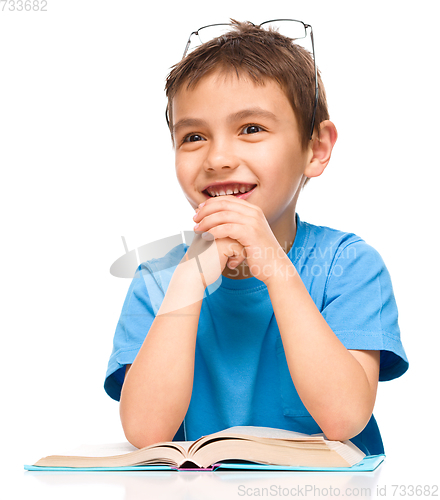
<box><xmin>304</xmin><ymin>120</ymin><xmax>338</xmax><ymax>179</ymax></box>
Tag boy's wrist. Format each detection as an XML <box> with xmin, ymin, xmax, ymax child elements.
<box><xmin>182</xmin><ymin>234</ymin><xmax>223</xmax><ymax>289</ymax></box>
<box><xmin>264</xmin><ymin>255</ymin><xmax>300</xmax><ymax>290</ymax></box>
<box><xmin>157</xmin><ymin>257</ymin><xmax>206</xmax><ymax>315</ymax></box>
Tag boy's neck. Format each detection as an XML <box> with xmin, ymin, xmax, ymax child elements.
<box><xmin>221</xmin><ymin>214</ymin><xmax>298</xmax><ymax>280</ymax></box>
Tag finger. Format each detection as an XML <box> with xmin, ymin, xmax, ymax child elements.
<box><xmin>221</xmin><ymin>239</ymin><xmax>247</xmax><ymax>269</ymax></box>
<box><xmin>199</xmin><ymin>195</ymin><xmax>257</xmax><ymax>213</ymax></box>
<box><xmin>195</xmin><ymin>210</ymin><xmax>246</xmax><ymax>235</ymax></box>
<box><xmin>195</xmin><ymin>195</ymin><xmax>259</xmax><ymax>221</ymax></box>
<box><xmin>197</xmin><ymin>236</ymin><xmax>245</xmax><ymax>281</ymax></box>
<box><xmin>200</xmin><ymin>233</ymin><xmax>246</xmax><ymax>262</ymax></box>
<box><xmin>201</xmin><ymin>223</ymin><xmax>244</xmax><ymax>245</ymax></box>
<box><xmin>222</xmin><ymin>238</ymin><xmax>246</xmax><ymax>263</ymax></box>
<box><xmin>227</xmin><ymin>252</ymin><xmax>247</xmax><ymax>268</ymax></box>
<box><xmin>227</xmin><ymin>259</ymin><xmax>240</xmax><ymax>269</ymax></box>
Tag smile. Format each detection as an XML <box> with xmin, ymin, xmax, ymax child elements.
<box><xmin>203</xmin><ymin>182</ymin><xmax>257</xmax><ymax>198</ymax></box>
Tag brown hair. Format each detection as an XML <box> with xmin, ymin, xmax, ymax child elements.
<box><xmin>165</xmin><ymin>20</ymin><xmax>329</xmax><ymax>186</ymax></box>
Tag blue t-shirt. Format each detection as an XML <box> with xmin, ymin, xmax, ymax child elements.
<box><xmin>104</xmin><ymin>213</ymin><xmax>408</xmax><ymax>455</ymax></box>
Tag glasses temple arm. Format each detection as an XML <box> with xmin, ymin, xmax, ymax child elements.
<box><xmin>183</xmin><ymin>31</ymin><xmax>198</xmax><ymax>58</ymax></box>
<box><xmin>308</xmin><ymin>27</ymin><xmax>319</xmax><ymax>140</ymax></box>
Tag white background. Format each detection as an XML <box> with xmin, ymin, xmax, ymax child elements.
<box><xmin>1</xmin><ymin>0</ymin><xmax>439</xmax><ymax>497</ymax></box>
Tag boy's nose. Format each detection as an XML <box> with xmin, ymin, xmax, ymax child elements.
<box><xmin>202</xmin><ymin>141</ymin><xmax>240</xmax><ymax>172</ymax></box>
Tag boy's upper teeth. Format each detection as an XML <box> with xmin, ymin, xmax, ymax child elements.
<box><xmin>206</xmin><ymin>183</ymin><xmax>255</xmax><ymax>197</ymax></box>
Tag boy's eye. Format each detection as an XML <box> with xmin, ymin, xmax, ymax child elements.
<box><xmin>242</xmin><ymin>124</ymin><xmax>264</xmax><ymax>135</ymax></box>
<box><xmin>183</xmin><ymin>134</ymin><xmax>205</xmax><ymax>143</ymax></box>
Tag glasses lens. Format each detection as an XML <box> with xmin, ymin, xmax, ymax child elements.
<box><xmin>260</xmin><ymin>20</ymin><xmax>307</xmax><ymax>40</ymax></box>
<box><xmin>196</xmin><ymin>24</ymin><xmax>232</xmax><ymax>44</ymax></box>
<box><xmin>185</xmin><ymin>21</ymin><xmax>310</xmax><ymax>58</ymax></box>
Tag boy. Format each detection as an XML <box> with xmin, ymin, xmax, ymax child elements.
<box><xmin>104</xmin><ymin>20</ymin><xmax>408</xmax><ymax>456</ymax></box>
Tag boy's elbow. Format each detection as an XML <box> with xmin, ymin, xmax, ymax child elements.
<box><xmin>120</xmin><ymin>406</ymin><xmax>176</xmax><ymax>449</ymax></box>
<box><xmin>122</xmin><ymin>420</ymin><xmax>173</xmax><ymax>449</ymax></box>
<box><xmin>320</xmin><ymin>413</ymin><xmax>371</xmax><ymax>442</ymax></box>
<box><xmin>124</xmin><ymin>430</ymin><xmax>159</xmax><ymax>450</ymax></box>
<box><xmin>322</xmin><ymin>424</ymin><xmax>358</xmax><ymax>443</ymax></box>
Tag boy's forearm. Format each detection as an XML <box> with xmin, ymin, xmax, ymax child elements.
<box><xmin>266</xmin><ymin>256</ymin><xmax>377</xmax><ymax>441</ymax></box>
<box><xmin>119</xmin><ymin>257</ymin><xmax>205</xmax><ymax>448</ymax></box>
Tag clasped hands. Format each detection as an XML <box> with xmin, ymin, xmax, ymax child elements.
<box><xmin>191</xmin><ymin>195</ymin><xmax>294</xmax><ymax>286</ymax></box>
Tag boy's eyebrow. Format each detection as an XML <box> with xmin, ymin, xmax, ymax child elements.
<box><xmin>228</xmin><ymin>107</ymin><xmax>279</xmax><ymax>123</ymax></box>
<box><xmin>173</xmin><ymin>118</ymin><xmax>209</xmax><ymax>135</ymax></box>
<box><xmin>173</xmin><ymin>107</ymin><xmax>278</xmax><ymax>135</ymax></box>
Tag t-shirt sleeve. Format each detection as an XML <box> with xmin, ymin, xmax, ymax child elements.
<box><xmin>321</xmin><ymin>239</ymin><xmax>408</xmax><ymax>381</ymax></box>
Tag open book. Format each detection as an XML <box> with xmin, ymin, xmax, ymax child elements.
<box><xmin>31</xmin><ymin>426</ymin><xmax>367</xmax><ymax>470</ymax></box>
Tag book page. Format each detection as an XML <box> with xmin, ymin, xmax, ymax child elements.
<box><xmin>67</xmin><ymin>442</ymin><xmax>138</xmax><ymax>457</ymax></box>
<box><xmin>170</xmin><ymin>441</ymin><xmax>194</xmax><ymax>453</ymax></box>
<box><xmin>64</xmin><ymin>440</ymin><xmax>194</xmax><ymax>457</ymax></box>
<box><xmin>213</xmin><ymin>426</ymin><xmax>320</xmax><ymax>440</ymax></box>
<box><xmin>188</xmin><ymin>426</ymin><xmax>327</xmax><ymax>457</ymax></box>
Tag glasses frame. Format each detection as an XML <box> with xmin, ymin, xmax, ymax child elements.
<box><xmin>168</xmin><ymin>19</ymin><xmax>318</xmax><ymax>141</ymax></box>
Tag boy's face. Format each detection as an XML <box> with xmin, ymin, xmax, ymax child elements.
<box><xmin>172</xmin><ymin>70</ymin><xmax>314</xmax><ymax>238</ymax></box>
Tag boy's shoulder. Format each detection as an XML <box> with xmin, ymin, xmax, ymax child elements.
<box><xmin>294</xmin><ymin>215</ymin><xmax>382</xmax><ymax>268</ymax></box>
<box><xmin>297</xmin><ymin>215</ymin><xmax>365</xmax><ymax>250</ymax></box>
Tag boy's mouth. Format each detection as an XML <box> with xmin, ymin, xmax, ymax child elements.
<box><xmin>202</xmin><ymin>182</ymin><xmax>257</xmax><ymax>199</ymax></box>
